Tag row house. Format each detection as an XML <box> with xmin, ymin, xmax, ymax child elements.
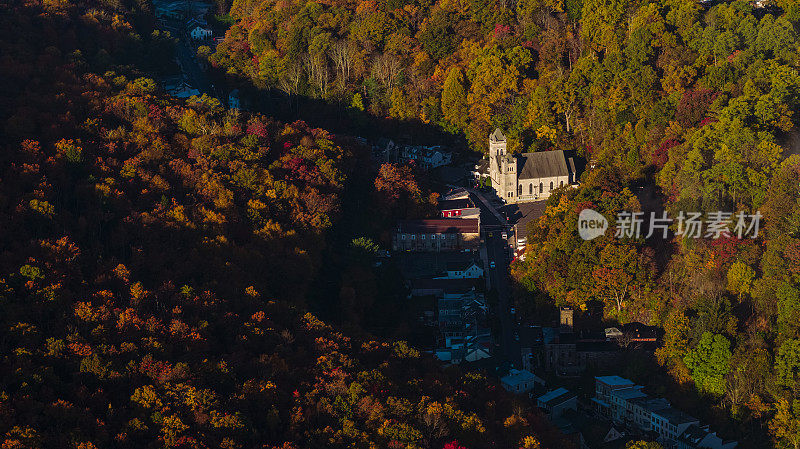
<box><xmin>435</xmin><ymin>288</ymin><xmax>491</xmax><ymax>364</ymax></box>
<box><xmin>592</xmin><ymin>376</ymin><xmax>737</xmax><ymax>449</ymax></box>
<box><xmin>392</xmin><ymin>219</ymin><xmax>480</xmax><ymax>252</ymax></box>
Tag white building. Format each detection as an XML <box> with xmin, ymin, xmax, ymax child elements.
<box><xmin>437</xmin><ymin>261</ymin><xmax>484</xmax><ymax>279</ymax></box>
<box><xmin>401</xmin><ymin>145</ymin><xmax>452</xmax><ymax>170</ymax></box>
<box><xmin>592</xmin><ymin>376</ymin><xmax>737</xmax><ymax>449</ymax></box>
<box><xmin>501</xmin><ymin>369</ymin><xmax>543</xmax><ymax>394</ymax></box>
<box><xmin>187</xmin><ymin>19</ymin><xmax>212</xmax><ymax>40</ymax></box>
<box><xmin>487</xmin><ymin>128</ymin><xmax>579</xmax><ymax>203</ymax></box>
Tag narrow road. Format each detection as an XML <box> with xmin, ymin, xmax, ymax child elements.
<box><xmin>469</xmin><ymin>190</ymin><xmax>520</xmax><ymax>366</ymax></box>
<box><xmin>175</xmin><ymin>39</ymin><xmax>214</xmax><ymax>95</ymax></box>
<box><xmin>159</xmin><ymin>18</ymin><xmax>219</xmax><ymax>100</ymax></box>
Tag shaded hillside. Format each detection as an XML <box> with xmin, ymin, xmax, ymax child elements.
<box><xmin>0</xmin><ymin>1</ymin><xmax>565</xmax><ymax>448</ymax></box>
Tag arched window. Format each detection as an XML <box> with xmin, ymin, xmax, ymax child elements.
<box><xmin>518</xmin><ymin>184</ymin><xmax>522</xmax><ymax>196</ymax></box>
<box><xmin>549</xmin><ymin>181</ymin><xmax>554</xmax><ymax>191</ymax></box>
<box><xmin>539</xmin><ymin>182</ymin><xmax>543</xmax><ymax>194</ymax></box>
<box><xmin>560</xmin><ymin>181</ymin><xmax>564</xmax><ymax>187</ymax></box>
<box><xmin>529</xmin><ymin>184</ymin><xmax>533</xmax><ymax>195</ymax></box>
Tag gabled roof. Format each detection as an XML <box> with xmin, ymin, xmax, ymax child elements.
<box><xmin>518</xmin><ymin>150</ymin><xmax>570</xmax><ymax>179</ymax></box>
<box><xmin>446</xmin><ymin>260</ymin><xmax>481</xmax><ymax>272</ymax></box>
<box><xmin>678</xmin><ymin>424</ymin><xmax>709</xmax><ymax>445</ymax></box>
<box><xmin>490</xmin><ymin>128</ymin><xmax>506</xmax><ymax>142</ymax></box>
<box><xmin>473</xmin><ymin>158</ymin><xmax>489</xmax><ymax>174</ymax></box>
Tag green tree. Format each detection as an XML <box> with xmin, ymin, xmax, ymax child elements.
<box><xmin>776</xmin><ymin>339</ymin><xmax>800</xmax><ymax>388</ymax></box>
<box><xmin>580</xmin><ymin>0</ymin><xmax>630</xmax><ymax>52</ymax></box>
<box><xmin>726</xmin><ymin>261</ymin><xmax>754</xmax><ymax>298</ymax></box>
<box><xmin>441</xmin><ymin>67</ymin><xmax>469</xmax><ymax>130</ymax></box>
<box><xmin>683</xmin><ymin>332</ymin><xmax>731</xmax><ymax>397</ymax></box>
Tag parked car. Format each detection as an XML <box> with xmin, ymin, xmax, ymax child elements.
<box><xmin>489</xmin><ymin>261</ymin><xmax>496</xmax><ymax>268</ymax></box>
<box><xmin>501</xmin><ymin>231</ymin><xmax>508</xmax><ymax>239</ymax></box>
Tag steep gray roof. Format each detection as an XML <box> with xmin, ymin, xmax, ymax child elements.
<box><xmin>490</xmin><ymin>128</ymin><xmax>506</xmax><ymax>142</ymax></box>
<box><xmin>518</xmin><ymin>150</ymin><xmax>569</xmax><ymax>180</ymax></box>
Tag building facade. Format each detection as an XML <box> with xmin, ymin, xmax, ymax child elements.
<box><xmin>392</xmin><ymin>219</ymin><xmax>480</xmax><ymax>252</ymax></box>
<box><xmin>436</xmin><ymin>288</ymin><xmax>491</xmax><ymax>364</ymax></box>
<box><xmin>592</xmin><ymin>376</ymin><xmax>737</xmax><ymax>449</ymax></box>
<box><xmin>488</xmin><ymin>128</ymin><xmax>578</xmax><ymax>203</ymax></box>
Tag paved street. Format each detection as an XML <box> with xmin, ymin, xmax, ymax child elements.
<box><xmin>175</xmin><ymin>38</ymin><xmax>214</xmax><ymax>96</ymax></box>
<box><xmin>468</xmin><ymin>188</ymin><xmax>521</xmax><ymax>366</ymax></box>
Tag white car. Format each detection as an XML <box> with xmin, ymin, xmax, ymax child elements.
<box><xmin>489</xmin><ymin>261</ymin><xmax>496</xmax><ymax>268</ymax></box>
<box><xmin>501</xmin><ymin>231</ymin><xmax>508</xmax><ymax>239</ymax></box>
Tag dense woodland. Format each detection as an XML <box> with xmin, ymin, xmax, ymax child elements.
<box><xmin>208</xmin><ymin>0</ymin><xmax>800</xmax><ymax>447</ymax></box>
<box><xmin>0</xmin><ymin>1</ymin><xmax>573</xmax><ymax>448</ymax></box>
<box><xmin>5</xmin><ymin>0</ymin><xmax>800</xmax><ymax>446</ymax></box>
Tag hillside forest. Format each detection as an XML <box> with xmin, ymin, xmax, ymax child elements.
<box><xmin>207</xmin><ymin>0</ymin><xmax>800</xmax><ymax>447</ymax></box>
<box><xmin>0</xmin><ymin>1</ymin><xmax>571</xmax><ymax>448</ymax></box>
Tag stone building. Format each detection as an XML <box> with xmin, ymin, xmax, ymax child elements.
<box><xmin>488</xmin><ymin>128</ymin><xmax>579</xmax><ymax>203</ymax></box>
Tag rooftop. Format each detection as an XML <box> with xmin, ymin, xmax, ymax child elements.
<box><xmin>446</xmin><ymin>260</ymin><xmax>481</xmax><ymax>272</ymax></box>
<box><xmin>611</xmin><ymin>387</ymin><xmax>647</xmax><ymax>400</ymax></box>
<box><xmin>596</xmin><ymin>375</ymin><xmax>636</xmax><ymax>387</ymax></box>
<box><xmin>473</xmin><ymin>159</ymin><xmax>489</xmax><ymax>174</ymax></box>
<box><xmin>518</xmin><ymin>150</ymin><xmax>570</xmax><ymax>179</ymax></box>
<box><xmin>490</xmin><ymin>128</ymin><xmax>506</xmax><ymax>142</ymax></box>
<box><xmin>629</xmin><ymin>397</ymin><xmax>671</xmax><ymax>413</ymax></box>
<box><xmin>397</xmin><ymin>218</ymin><xmax>479</xmax><ymax>234</ymax></box>
<box><xmin>438</xmin><ymin>198</ymin><xmax>475</xmax><ymax>211</ymax></box>
<box><xmin>409</xmin><ymin>278</ymin><xmax>479</xmax><ymax>294</ymax></box>
<box><xmin>537</xmin><ymin>387</ymin><xmax>576</xmax><ymax>407</ymax></box>
<box><xmin>678</xmin><ymin>424</ymin><xmax>709</xmax><ymax>445</ymax></box>
<box><xmin>442</xmin><ymin>187</ymin><xmax>470</xmax><ymax>200</ymax></box>
<box><xmin>655</xmin><ymin>407</ymin><xmax>698</xmax><ymax>426</ymax></box>
<box><xmin>501</xmin><ymin>369</ymin><xmax>540</xmax><ymax>387</ymax></box>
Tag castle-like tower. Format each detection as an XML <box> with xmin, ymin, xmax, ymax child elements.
<box><xmin>487</xmin><ymin>128</ymin><xmax>576</xmax><ymax>204</ymax></box>
<box><xmin>488</xmin><ymin>128</ymin><xmax>517</xmax><ymax>201</ymax></box>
